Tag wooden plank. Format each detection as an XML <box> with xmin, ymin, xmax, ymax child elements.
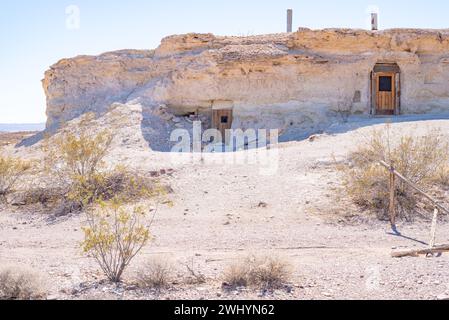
<box><xmin>392</xmin><ymin>244</ymin><xmax>449</xmax><ymax>258</ymax></box>
<box><xmin>379</xmin><ymin>92</ymin><xmax>382</xmax><ymax>109</ymax></box>
<box><xmin>373</xmin><ymin>67</ymin><xmax>401</xmax><ymax>115</ymax></box>
<box><xmin>376</xmin><ymin>74</ymin><xmax>380</xmax><ymax>111</ymax></box>
<box><xmin>371</xmin><ymin>72</ymin><xmax>377</xmax><ymax>115</ymax></box>
<box><xmin>429</xmin><ymin>208</ymin><xmax>439</xmax><ymax>249</ymax></box>
<box><xmin>389</xmin><ymin>170</ymin><xmax>396</xmax><ymax>227</ymax></box>
<box><xmin>391</xmin><ymin>73</ymin><xmax>396</xmax><ymax>111</ymax></box>
<box><xmin>379</xmin><ymin>160</ymin><xmax>449</xmax><ymax>214</ymax></box>
<box><xmin>373</xmin><ymin>64</ymin><xmax>401</xmax><ymax>73</ymax></box>
<box><xmin>396</xmin><ymin>72</ymin><xmax>401</xmax><ymax>115</ymax></box>
<box><xmin>212</xmin><ymin>109</ymin><xmax>233</xmax><ymax>143</ymax></box>
<box><xmin>375</xmin><ymin>72</ymin><xmax>396</xmax><ymax>113</ymax></box>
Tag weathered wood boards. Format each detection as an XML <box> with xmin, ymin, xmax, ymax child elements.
<box><xmin>212</xmin><ymin>109</ymin><xmax>233</xmax><ymax>140</ymax></box>
<box><xmin>392</xmin><ymin>245</ymin><xmax>449</xmax><ymax>258</ymax></box>
<box><xmin>379</xmin><ymin>161</ymin><xmax>449</xmax><ymax>215</ymax></box>
<box><xmin>371</xmin><ymin>63</ymin><xmax>401</xmax><ymax>115</ymax></box>
<box><xmin>379</xmin><ymin>161</ymin><xmax>449</xmax><ymax>258</ymax></box>
<box><xmin>376</xmin><ymin>73</ymin><xmax>396</xmax><ymax>115</ymax></box>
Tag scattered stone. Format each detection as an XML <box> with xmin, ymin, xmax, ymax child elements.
<box><xmin>161</xmin><ymin>114</ymin><xmax>174</xmax><ymax>121</ymax></box>
<box><xmin>309</xmin><ymin>135</ymin><xmax>320</xmax><ymax>142</ymax></box>
<box><xmin>258</xmin><ymin>201</ymin><xmax>268</xmax><ymax>208</ymax></box>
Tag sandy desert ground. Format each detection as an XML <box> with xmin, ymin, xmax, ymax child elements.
<box><xmin>1</xmin><ymin>116</ymin><xmax>449</xmax><ymax>300</ymax></box>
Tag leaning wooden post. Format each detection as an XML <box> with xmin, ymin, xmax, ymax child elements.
<box><xmin>429</xmin><ymin>207</ymin><xmax>439</xmax><ymax>250</ymax></box>
<box><xmin>389</xmin><ymin>164</ymin><xmax>396</xmax><ymax>229</ymax></box>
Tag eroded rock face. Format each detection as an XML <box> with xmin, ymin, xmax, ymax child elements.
<box><xmin>43</xmin><ymin>29</ymin><xmax>449</xmax><ymax>139</ymax></box>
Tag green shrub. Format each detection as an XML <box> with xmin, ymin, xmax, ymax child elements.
<box><xmin>42</xmin><ymin>130</ymin><xmax>165</xmax><ymax>214</ymax></box>
<box><xmin>0</xmin><ymin>155</ymin><xmax>32</xmax><ymax>203</ymax></box>
<box><xmin>81</xmin><ymin>198</ymin><xmax>152</xmax><ymax>283</ymax></box>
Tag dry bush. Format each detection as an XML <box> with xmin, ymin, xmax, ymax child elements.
<box><xmin>45</xmin><ymin>129</ymin><xmax>113</xmax><ymax>182</ymax></box>
<box><xmin>67</xmin><ymin>166</ymin><xmax>163</xmax><ymax>207</ymax></box>
<box><xmin>224</xmin><ymin>255</ymin><xmax>292</xmax><ymax>291</ymax></box>
<box><xmin>0</xmin><ymin>155</ymin><xmax>32</xmax><ymax>203</ymax></box>
<box><xmin>433</xmin><ymin>164</ymin><xmax>449</xmax><ymax>187</ymax></box>
<box><xmin>223</xmin><ymin>263</ymin><xmax>249</xmax><ymax>288</ymax></box>
<box><xmin>42</xmin><ymin>130</ymin><xmax>112</xmax><ymax>209</ymax></box>
<box><xmin>81</xmin><ymin>198</ymin><xmax>152</xmax><ymax>283</ymax></box>
<box><xmin>0</xmin><ymin>266</ymin><xmax>47</xmax><ymax>300</ymax></box>
<box><xmin>39</xmin><ymin>129</ymin><xmax>108</xmax><ymax>209</ymax></box>
<box><xmin>41</xmin><ymin>130</ymin><xmax>164</xmax><ymax>214</ymax></box>
<box><xmin>136</xmin><ymin>259</ymin><xmax>174</xmax><ymax>289</ymax></box>
<box><xmin>343</xmin><ymin>126</ymin><xmax>449</xmax><ymax>220</ymax></box>
<box><xmin>184</xmin><ymin>258</ymin><xmax>206</xmax><ymax>285</ymax></box>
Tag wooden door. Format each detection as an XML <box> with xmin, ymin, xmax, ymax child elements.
<box><xmin>212</xmin><ymin>109</ymin><xmax>233</xmax><ymax>141</ymax></box>
<box><xmin>376</xmin><ymin>72</ymin><xmax>396</xmax><ymax>115</ymax></box>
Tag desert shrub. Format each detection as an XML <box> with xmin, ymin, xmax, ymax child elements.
<box><xmin>40</xmin><ymin>130</ymin><xmax>112</xmax><ymax>211</ymax></box>
<box><xmin>184</xmin><ymin>257</ymin><xmax>206</xmax><ymax>285</ymax></box>
<box><xmin>343</xmin><ymin>126</ymin><xmax>449</xmax><ymax>220</ymax></box>
<box><xmin>223</xmin><ymin>263</ymin><xmax>249</xmax><ymax>288</ymax></box>
<box><xmin>49</xmin><ymin>129</ymin><xmax>113</xmax><ymax>181</ymax></box>
<box><xmin>224</xmin><ymin>255</ymin><xmax>292</xmax><ymax>291</ymax></box>
<box><xmin>67</xmin><ymin>166</ymin><xmax>162</xmax><ymax>207</ymax></box>
<box><xmin>42</xmin><ymin>130</ymin><xmax>164</xmax><ymax>214</ymax></box>
<box><xmin>0</xmin><ymin>266</ymin><xmax>47</xmax><ymax>300</ymax></box>
<box><xmin>136</xmin><ymin>259</ymin><xmax>174</xmax><ymax>289</ymax></box>
<box><xmin>81</xmin><ymin>198</ymin><xmax>152</xmax><ymax>283</ymax></box>
<box><xmin>0</xmin><ymin>155</ymin><xmax>32</xmax><ymax>203</ymax></box>
<box><xmin>433</xmin><ymin>164</ymin><xmax>449</xmax><ymax>187</ymax></box>
<box><xmin>18</xmin><ymin>187</ymin><xmax>58</xmax><ymax>206</ymax></box>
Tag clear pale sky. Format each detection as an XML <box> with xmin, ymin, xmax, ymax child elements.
<box><xmin>1</xmin><ymin>0</ymin><xmax>449</xmax><ymax>124</ymax></box>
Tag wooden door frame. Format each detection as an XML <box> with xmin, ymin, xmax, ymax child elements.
<box><xmin>212</xmin><ymin>108</ymin><xmax>233</xmax><ymax>141</ymax></box>
<box><xmin>370</xmin><ymin>63</ymin><xmax>401</xmax><ymax>116</ymax></box>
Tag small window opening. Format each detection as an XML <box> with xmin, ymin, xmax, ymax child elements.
<box><xmin>221</xmin><ymin>116</ymin><xmax>229</xmax><ymax>124</ymax></box>
<box><xmin>379</xmin><ymin>76</ymin><xmax>392</xmax><ymax>92</ymax></box>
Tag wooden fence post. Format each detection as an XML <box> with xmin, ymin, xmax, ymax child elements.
<box><xmin>380</xmin><ymin>160</ymin><xmax>449</xmax><ymax>246</ymax></box>
<box><xmin>429</xmin><ymin>207</ymin><xmax>439</xmax><ymax>250</ymax></box>
<box><xmin>389</xmin><ymin>164</ymin><xmax>396</xmax><ymax>229</ymax></box>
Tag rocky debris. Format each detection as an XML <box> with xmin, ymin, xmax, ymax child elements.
<box><xmin>149</xmin><ymin>168</ymin><xmax>175</xmax><ymax>177</ymax></box>
<box><xmin>154</xmin><ymin>104</ymin><xmax>174</xmax><ymax>121</ymax></box>
<box><xmin>257</xmin><ymin>202</ymin><xmax>268</xmax><ymax>208</ymax></box>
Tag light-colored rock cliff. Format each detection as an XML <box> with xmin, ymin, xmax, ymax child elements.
<box><xmin>43</xmin><ymin>28</ymin><xmax>449</xmax><ymax>146</ymax></box>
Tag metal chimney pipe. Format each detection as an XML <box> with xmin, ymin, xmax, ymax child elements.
<box><xmin>371</xmin><ymin>12</ymin><xmax>378</xmax><ymax>31</ymax></box>
<box><xmin>287</xmin><ymin>9</ymin><xmax>293</xmax><ymax>33</ymax></box>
